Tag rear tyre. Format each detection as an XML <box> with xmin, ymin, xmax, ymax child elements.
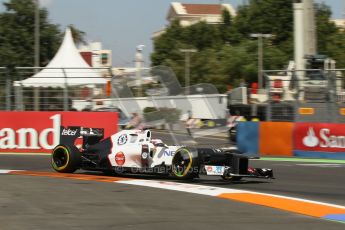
<box><xmin>171</xmin><ymin>147</ymin><xmax>199</xmax><ymax>179</ymax></box>
<box><xmin>51</xmin><ymin>145</ymin><xmax>81</xmax><ymax>173</ymax></box>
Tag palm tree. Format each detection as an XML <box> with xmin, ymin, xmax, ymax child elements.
<box><xmin>69</xmin><ymin>24</ymin><xmax>87</xmax><ymax>45</ymax></box>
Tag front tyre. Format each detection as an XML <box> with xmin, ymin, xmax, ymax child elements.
<box><xmin>51</xmin><ymin>145</ymin><xmax>81</xmax><ymax>173</ymax></box>
<box><xmin>171</xmin><ymin>147</ymin><xmax>199</xmax><ymax>179</ymax></box>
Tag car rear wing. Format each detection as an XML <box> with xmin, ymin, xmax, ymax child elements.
<box><xmin>59</xmin><ymin>126</ymin><xmax>81</xmax><ymax>146</ymax></box>
<box><xmin>59</xmin><ymin>126</ymin><xmax>104</xmax><ymax>148</ymax></box>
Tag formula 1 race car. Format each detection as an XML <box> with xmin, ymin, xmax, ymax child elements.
<box><xmin>51</xmin><ymin>126</ymin><xmax>274</xmax><ymax>181</ymax></box>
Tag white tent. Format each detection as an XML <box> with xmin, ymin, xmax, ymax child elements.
<box><xmin>16</xmin><ymin>27</ymin><xmax>107</xmax><ymax>87</ymax></box>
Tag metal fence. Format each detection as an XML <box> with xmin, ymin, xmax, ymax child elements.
<box><xmin>226</xmin><ymin>69</ymin><xmax>345</xmax><ymax>123</ymax></box>
<box><xmin>0</xmin><ymin>66</ymin><xmax>226</xmax><ymax>118</ymax></box>
<box><xmin>0</xmin><ymin>67</ymin><xmax>11</xmax><ymax>111</ymax></box>
<box><xmin>0</xmin><ymin>67</ymin><xmax>113</xmax><ymax>111</ymax></box>
<box><xmin>262</xmin><ymin>69</ymin><xmax>345</xmax><ymax>123</ymax></box>
<box><xmin>2</xmin><ymin>66</ymin><xmax>345</xmax><ymax>124</ymax></box>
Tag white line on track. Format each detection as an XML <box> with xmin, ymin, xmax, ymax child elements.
<box><xmin>1</xmin><ymin>169</ymin><xmax>345</xmax><ymax>223</ymax></box>
<box><xmin>117</xmin><ymin>179</ymin><xmax>345</xmax><ymax>209</ymax></box>
<box><xmin>296</xmin><ymin>164</ymin><xmax>344</xmax><ymax>168</ymax></box>
<box><xmin>0</xmin><ymin>169</ymin><xmax>13</xmax><ymax>174</ymax></box>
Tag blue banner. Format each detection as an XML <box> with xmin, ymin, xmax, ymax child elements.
<box><xmin>237</xmin><ymin>122</ymin><xmax>259</xmax><ymax>157</ymax></box>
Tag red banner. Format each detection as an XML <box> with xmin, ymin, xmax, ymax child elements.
<box><xmin>0</xmin><ymin>112</ymin><xmax>118</xmax><ymax>153</ymax></box>
<box><xmin>294</xmin><ymin>123</ymin><xmax>345</xmax><ymax>152</ymax></box>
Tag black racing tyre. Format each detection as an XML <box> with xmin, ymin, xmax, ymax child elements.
<box><xmin>171</xmin><ymin>147</ymin><xmax>199</xmax><ymax>179</ymax></box>
<box><xmin>51</xmin><ymin>145</ymin><xmax>81</xmax><ymax>173</ymax></box>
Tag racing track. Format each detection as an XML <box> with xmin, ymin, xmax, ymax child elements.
<box><xmin>0</xmin><ymin>131</ymin><xmax>344</xmax><ymax>229</ymax></box>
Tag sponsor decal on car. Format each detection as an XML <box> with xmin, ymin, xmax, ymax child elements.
<box><xmin>163</xmin><ymin>149</ymin><xmax>175</xmax><ymax>157</ymax></box>
<box><xmin>115</xmin><ymin>152</ymin><xmax>126</xmax><ymax>166</ymax></box>
<box><xmin>117</xmin><ymin>134</ymin><xmax>128</xmax><ymax>145</ymax></box>
<box><xmin>61</xmin><ymin>128</ymin><xmax>78</xmax><ymax>136</ymax></box>
<box><xmin>206</xmin><ymin>166</ymin><xmax>213</xmax><ymax>173</ymax></box>
<box><xmin>204</xmin><ymin>165</ymin><xmax>225</xmax><ymax>176</ymax></box>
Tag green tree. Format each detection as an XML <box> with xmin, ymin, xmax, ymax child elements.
<box><xmin>324</xmin><ymin>31</ymin><xmax>345</xmax><ymax>67</ymax></box>
<box><xmin>219</xmin><ymin>9</ymin><xmax>235</xmax><ymax>45</ymax></box>
<box><xmin>315</xmin><ymin>3</ymin><xmax>338</xmax><ymax>55</ymax></box>
<box><xmin>69</xmin><ymin>24</ymin><xmax>87</xmax><ymax>45</ymax></box>
<box><xmin>151</xmin><ymin>1</ymin><xmax>344</xmax><ymax>92</ymax></box>
<box><xmin>0</xmin><ymin>0</ymin><xmax>61</xmax><ymax>67</ymax></box>
<box><xmin>183</xmin><ymin>21</ymin><xmax>223</xmax><ymax>50</ymax></box>
<box><xmin>234</xmin><ymin>0</ymin><xmax>293</xmax><ymax>45</ymax></box>
<box><xmin>151</xmin><ymin>20</ymin><xmax>185</xmax><ymax>67</ymax></box>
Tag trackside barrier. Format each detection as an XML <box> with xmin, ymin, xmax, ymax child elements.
<box><xmin>294</xmin><ymin>122</ymin><xmax>345</xmax><ymax>160</ymax></box>
<box><xmin>259</xmin><ymin>122</ymin><xmax>293</xmax><ymax>157</ymax></box>
<box><xmin>236</xmin><ymin>122</ymin><xmax>259</xmax><ymax>157</ymax></box>
<box><xmin>237</xmin><ymin>121</ymin><xmax>345</xmax><ymax>159</ymax></box>
<box><xmin>0</xmin><ymin>112</ymin><xmax>118</xmax><ymax>153</ymax></box>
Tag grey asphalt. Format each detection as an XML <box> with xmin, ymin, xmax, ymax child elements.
<box><xmin>0</xmin><ymin>173</ymin><xmax>343</xmax><ymax>230</ymax></box>
<box><xmin>0</xmin><ymin>131</ymin><xmax>344</xmax><ymax>229</ymax></box>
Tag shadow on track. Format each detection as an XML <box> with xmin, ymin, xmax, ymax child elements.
<box><xmin>80</xmin><ymin>170</ymin><xmax>272</xmax><ymax>185</ymax></box>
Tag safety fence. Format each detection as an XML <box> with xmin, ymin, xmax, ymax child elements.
<box><xmin>2</xmin><ymin>66</ymin><xmax>345</xmax><ymax>132</ymax></box>
<box><xmin>263</xmin><ymin>69</ymin><xmax>345</xmax><ymax>103</ymax></box>
<box><xmin>0</xmin><ymin>66</ymin><xmax>227</xmax><ymax>119</ymax></box>
<box><xmin>228</xmin><ymin>69</ymin><xmax>345</xmax><ymax>123</ymax></box>
<box><xmin>0</xmin><ymin>67</ymin><xmax>113</xmax><ymax>111</ymax></box>
<box><xmin>0</xmin><ymin>66</ymin><xmax>230</xmax><ymax>141</ymax></box>
<box><xmin>0</xmin><ymin>67</ymin><xmax>10</xmax><ymax>111</ymax></box>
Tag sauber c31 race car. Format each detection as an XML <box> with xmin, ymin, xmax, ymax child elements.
<box><xmin>51</xmin><ymin>126</ymin><xmax>274</xmax><ymax>181</ymax></box>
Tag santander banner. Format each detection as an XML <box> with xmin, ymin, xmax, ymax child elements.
<box><xmin>294</xmin><ymin>123</ymin><xmax>345</xmax><ymax>152</ymax></box>
<box><xmin>0</xmin><ymin>112</ymin><xmax>118</xmax><ymax>153</ymax></box>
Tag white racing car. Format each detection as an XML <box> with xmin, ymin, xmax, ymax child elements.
<box><xmin>51</xmin><ymin>126</ymin><xmax>274</xmax><ymax>181</ymax></box>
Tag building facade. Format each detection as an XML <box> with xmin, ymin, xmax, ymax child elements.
<box><xmin>331</xmin><ymin>19</ymin><xmax>345</xmax><ymax>30</ymax></box>
<box><xmin>79</xmin><ymin>42</ymin><xmax>112</xmax><ymax>68</ymax></box>
<box><xmin>153</xmin><ymin>2</ymin><xmax>236</xmax><ymax>39</ymax></box>
<box><xmin>167</xmin><ymin>2</ymin><xmax>236</xmax><ymax>26</ymax></box>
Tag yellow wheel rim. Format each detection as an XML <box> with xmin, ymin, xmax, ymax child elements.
<box><xmin>172</xmin><ymin>148</ymin><xmax>193</xmax><ymax>177</ymax></box>
<box><xmin>52</xmin><ymin>146</ymin><xmax>70</xmax><ymax>171</ymax></box>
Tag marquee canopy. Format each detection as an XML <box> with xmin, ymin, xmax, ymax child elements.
<box><xmin>16</xmin><ymin>27</ymin><xmax>107</xmax><ymax>88</ymax></box>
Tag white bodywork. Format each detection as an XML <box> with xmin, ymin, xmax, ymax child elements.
<box><xmin>107</xmin><ymin>130</ymin><xmax>181</xmax><ymax>168</ymax></box>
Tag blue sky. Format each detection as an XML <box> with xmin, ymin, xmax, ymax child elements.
<box><xmin>0</xmin><ymin>0</ymin><xmax>343</xmax><ymax>67</ymax></box>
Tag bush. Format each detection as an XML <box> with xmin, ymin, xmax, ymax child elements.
<box><xmin>143</xmin><ymin>107</ymin><xmax>181</xmax><ymax>124</ymax></box>
<box><xmin>159</xmin><ymin>107</ymin><xmax>181</xmax><ymax>124</ymax></box>
<box><xmin>143</xmin><ymin>107</ymin><xmax>158</xmax><ymax>114</ymax></box>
